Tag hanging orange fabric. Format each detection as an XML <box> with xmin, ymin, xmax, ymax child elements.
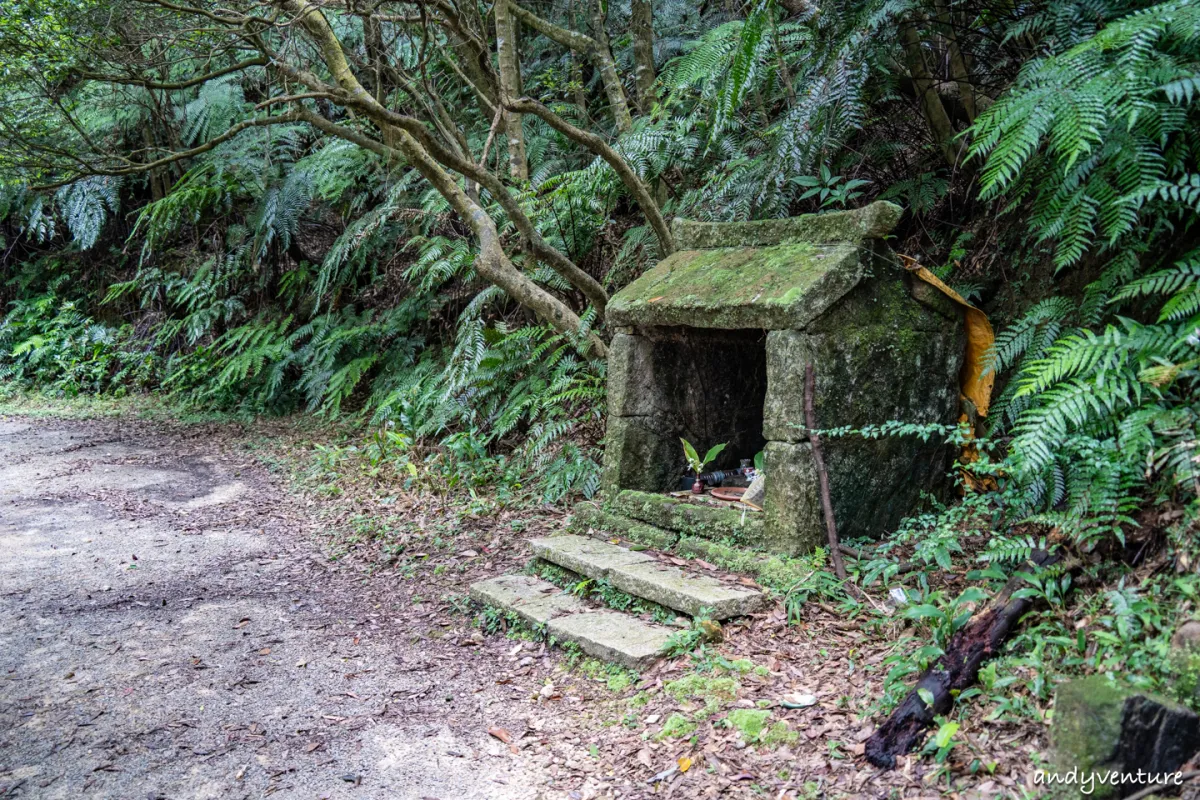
<box><xmin>898</xmin><ymin>255</ymin><xmax>996</xmax><ymax>490</ymax></box>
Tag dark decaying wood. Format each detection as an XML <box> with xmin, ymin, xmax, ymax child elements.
<box><xmin>803</xmin><ymin>362</ymin><xmax>848</xmax><ymax>581</ymax></box>
<box><xmin>865</xmin><ymin>550</ymin><xmax>1067</xmax><ymax>768</ymax></box>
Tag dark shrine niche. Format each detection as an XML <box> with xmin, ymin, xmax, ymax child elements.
<box><xmin>641</xmin><ymin>326</ymin><xmax>768</xmax><ymax>479</ymax></box>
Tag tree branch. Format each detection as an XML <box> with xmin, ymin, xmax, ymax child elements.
<box><xmin>508</xmin><ymin>96</ymin><xmax>674</xmax><ymax>255</ymax></box>
<box><xmin>275</xmin><ymin>0</ymin><xmax>607</xmax><ymax>353</ymax></box>
<box><xmin>507</xmin><ymin>0</ymin><xmax>632</xmax><ymax>132</ymax></box>
<box><xmin>30</xmin><ymin>114</ymin><xmax>303</xmax><ymax>190</ymax></box>
<box><xmin>80</xmin><ymin>56</ymin><xmax>268</xmax><ymax>91</ymax></box>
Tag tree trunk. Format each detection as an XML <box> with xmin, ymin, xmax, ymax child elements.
<box><xmin>590</xmin><ymin>0</ymin><xmax>633</xmax><ymax>132</ymax></box>
<box><xmin>494</xmin><ymin>0</ymin><xmax>529</xmax><ymax>181</ymax></box>
<box><xmin>570</xmin><ymin>53</ymin><xmax>591</xmax><ymax>123</ymax></box>
<box><xmin>932</xmin><ymin>0</ymin><xmax>977</xmax><ymax>122</ymax></box>
<box><xmin>898</xmin><ymin>16</ymin><xmax>964</xmax><ymax>169</ymax></box>
<box><xmin>631</xmin><ymin>0</ymin><xmax>656</xmax><ymax>114</ymax></box>
<box><xmin>447</xmin><ymin>33</ymin><xmax>500</xmax><ymax>113</ymax></box>
<box><xmin>141</xmin><ymin>126</ymin><xmax>165</xmax><ymax>201</ymax></box>
<box><xmin>507</xmin><ymin>0</ymin><xmax>633</xmax><ymax>133</ymax></box>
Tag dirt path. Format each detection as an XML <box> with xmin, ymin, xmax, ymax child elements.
<box><xmin>0</xmin><ymin>417</ymin><xmax>551</xmax><ymax>799</ymax></box>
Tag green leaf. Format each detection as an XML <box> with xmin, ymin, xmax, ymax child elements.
<box><xmin>934</xmin><ymin>721</ymin><xmax>959</xmax><ymax>749</ymax></box>
<box><xmin>902</xmin><ymin>604</ymin><xmax>945</xmax><ymax>621</ymax></box>
<box><xmin>681</xmin><ymin>438</ymin><xmax>700</xmax><ymax>471</ymax></box>
<box><xmin>702</xmin><ymin>442</ymin><xmax>727</xmax><ymax>465</ymax></box>
<box><xmin>955</xmin><ymin>587</ymin><xmax>990</xmax><ymax>607</ymax></box>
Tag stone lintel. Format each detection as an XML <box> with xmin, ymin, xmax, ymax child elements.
<box><xmin>671</xmin><ymin>201</ymin><xmax>903</xmax><ymax>250</ymax></box>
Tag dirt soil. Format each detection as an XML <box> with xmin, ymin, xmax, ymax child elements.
<box><xmin>0</xmin><ymin>417</ymin><xmax>548</xmax><ymax>799</ymax></box>
<box><xmin>0</xmin><ymin>413</ymin><xmax>1046</xmax><ymax>799</ymax></box>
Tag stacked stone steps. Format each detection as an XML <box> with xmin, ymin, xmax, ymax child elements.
<box><xmin>529</xmin><ymin>534</ymin><xmax>764</xmax><ymax>620</ymax></box>
<box><xmin>468</xmin><ymin>534</ymin><xmax>766</xmax><ymax>668</ymax></box>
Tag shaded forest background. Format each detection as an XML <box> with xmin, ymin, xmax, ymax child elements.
<box><xmin>1</xmin><ymin>0</ymin><xmax>1199</xmax><ymax>727</ymax></box>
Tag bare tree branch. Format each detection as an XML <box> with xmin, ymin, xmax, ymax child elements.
<box><xmin>80</xmin><ymin>56</ymin><xmax>268</xmax><ymax>90</ymax></box>
<box><xmin>507</xmin><ymin>96</ymin><xmax>674</xmax><ymax>255</ymax></box>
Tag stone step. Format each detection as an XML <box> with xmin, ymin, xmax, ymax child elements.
<box><xmin>529</xmin><ymin>534</ymin><xmax>765</xmax><ymax>620</ymax></box>
<box><xmin>569</xmin><ymin>503</ymin><xmax>678</xmax><ymax>550</ymax></box>
<box><xmin>612</xmin><ymin>490</ymin><xmax>766</xmax><ymax>547</ymax></box>
<box><xmin>468</xmin><ymin>573</ymin><xmax>587</xmax><ymax>626</ymax></box>
<box><xmin>469</xmin><ymin>574</ymin><xmax>674</xmax><ymax>669</ymax></box>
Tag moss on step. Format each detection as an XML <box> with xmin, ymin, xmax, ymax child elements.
<box><xmin>527</xmin><ymin>557</ymin><xmax>678</xmax><ymax>624</ymax></box>
<box><xmin>612</xmin><ymin>490</ymin><xmax>764</xmax><ymax>545</ymax></box>
<box><xmin>674</xmin><ymin>535</ymin><xmax>821</xmax><ymax>595</ymax></box>
<box><xmin>569</xmin><ymin>503</ymin><xmax>678</xmax><ymax>550</ymax></box>
<box><xmin>569</xmin><ymin>501</ymin><xmax>824</xmax><ymax>598</ymax></box>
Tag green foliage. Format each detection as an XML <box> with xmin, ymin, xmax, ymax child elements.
<box><xmin>54</xmin><ymin>177</ymin><xmax>120</xmax><ymax>250</ymax></box>
<box><xmin>680</xmin><ymin>438</ymin><xmax>727</xmax><ymax>477</ymax></box>
<box><xmin>969</xmin><ymin>0</ymin><xmax>1200</xmax><ymax>269</ymax></box>
<box><xmin>0</xmin><ymin>288</ymin><xmax>154</xmax><ymax>394</ymax></box>
<box><xmin>961</xmin><ymin>0</ymin><xmax>1200</xmax><ymax>552</ymax></box>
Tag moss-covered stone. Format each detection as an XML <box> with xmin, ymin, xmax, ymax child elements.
<box><xmin>607</xmin><ymin>242</ymin><xmax>862</xmax><ymax>329</ymax></box>
<box><xmin>673</xmin><ymin>536</ymin><xmax>766</xmax><ymax>574</ymax></box>
<box><xmin>763</xmin><ymin>442</ymin><xmax>823</xmax><ymax>555</ymax></box>
<box><xmin>569</xmin><ymin>503</ymin><xmax>678</xmax><ymax>550</ymax></box>
<box><xmin>601</xmin><ymin>416</ymin><xmax>679</xmax><ymax>494</ymax></box>
<box><xmin>763</xmin><ymin>330</ymin><xmax>817</xmax><ymax>443</ymax></box>
<box><xmin>671</xmin><ymin>201</ymin><xmax>903</xmax><ymax>249</ymax></box>
<box><xmin>612</xmin><ymin>490</ymin><xmax>765</xmax><ymax>546</ymax></box>
<box><xmin>602</xmin><ymin>202</ymin><xmax>964</xmax><ymax>554</ymax></box>
<box><xmin>1051</xmin><ymin>675</ymin><xmax>1200</xmax><ymax>798</ymax></box>
<box><xmin>759</xmin><ymin>267</ymin><xmax>963</xmax><ymax>540</ymax></box>
<box><xmin>607</xmin><ymin>333</ymin><xmax>659</xmax><ymax>417</ymax></box>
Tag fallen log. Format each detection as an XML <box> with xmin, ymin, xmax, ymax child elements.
<box><xmin>864</xmin><ymin>550</ymin><xmax>1070</xmax><ymax>768</ymax></box>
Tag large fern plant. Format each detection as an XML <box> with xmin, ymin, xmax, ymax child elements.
<box><xmin>971</xmin><ymin>0</ymin><xmax>1200</xmax><ymax>547</ymax></box>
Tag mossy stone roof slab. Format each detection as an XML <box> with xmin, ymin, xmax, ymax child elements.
<box><xmin>607</xmin><ymin>241</ymin><xmax>863</xmax><ymax>329</ymax></box>
<box><xmin>608</xmin><ymin>202</ymin><xmax>902</xmax><ymax>330</ymax></box>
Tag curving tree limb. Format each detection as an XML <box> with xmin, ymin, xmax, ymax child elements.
<box><xmin>507</xmin><ymin>96</ymin><xmax>674</xmax><ymax>256</ymax></box>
